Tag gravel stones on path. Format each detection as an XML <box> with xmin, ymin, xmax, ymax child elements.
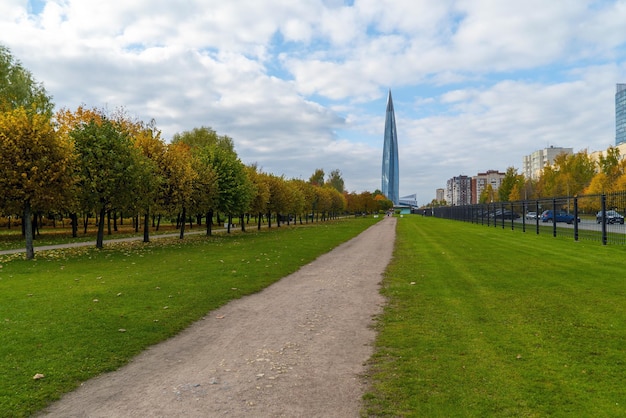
<box><xmin>39</xmin><ymin>217</ymin><xmax>397</xmax><ymax>417</ymax></box>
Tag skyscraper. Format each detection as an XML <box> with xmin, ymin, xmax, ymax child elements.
<box><xmin>382</xmin><ymin>90</ymin><xmax>399</xmax><ymax>205</ymax></box>
<box><xmin>616</xmin><ymin>83</ymin><xmax>626</xmax><ymax>146</ymax></box>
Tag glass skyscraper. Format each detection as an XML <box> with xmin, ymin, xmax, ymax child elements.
<box><xmin>382</xmin><ymin>90</ymin><xmax>399</xmax><ymax>205</ymax></box>
<box><xmin>617</xmin><ymin>84</ymin><xmax>626</xmax><ymax>146</ymax></box>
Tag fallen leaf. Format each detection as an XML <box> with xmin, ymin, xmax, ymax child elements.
<box><xmin>33</xmin><ymin>373</ymin><xmax>45</xmax><ymax>380</ymax></box>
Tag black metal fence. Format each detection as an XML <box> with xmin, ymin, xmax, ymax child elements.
<box><xmin>431</xmin><ymin>191</ymin><xmax>626</xmax><ymax>245</ymax></box>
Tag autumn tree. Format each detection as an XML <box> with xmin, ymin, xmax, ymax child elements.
<box><xmin>0</xmin><ymin>108</ymin><xmax>74</xmax><ymax>258</ymax></box>
<box><xmin>328</xmin><ymin>186</ymin><xmax>347</xmax><ymax>217</ymax></box>
<box><xmin>479</xmin><ymin>184</ymin><xmax>496</xmax><ymax>203</ymax></box>
<box><xmin>266</xmin><ymin>174</ymin><xmax>289</xmax><ymax>227</ymax></box>
<box><xmin>0</xmin><ymin>46</ymin><xmax>68</xmax><ymax>259</ymax></box>
<box><xmin>290</xmin><ymin>179</ymin><xmax>315</xmax><ymax>223</ymax></box>
<box><xmin>315</xmin><ymin>187</ymin><xmax>333</xmax><ymax>220</ymax></box>
<box><xmin>374</xmin><ymin>193</ymin><xmax>393</xmax><ymax>212</ymax></box>
<box><xmin>246</xmin><ymin>165</ymin><xmax>271</xmax><ymax>230</ymax></box>
<box><xmin>160</xmin><ymin>142</ymin><xmax>196</xmax><ymax>239</ymax></box>
<box><xmin>129</xmin><ymin>120</ymin><xmax>166</xmax><ymax>242</ymax></box>
<box><xmin>285</xmin><ymin>179</ymin><xmax>305</xmax><ymax>224</ymax></box>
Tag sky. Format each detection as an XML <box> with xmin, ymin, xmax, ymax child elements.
<box><xmin>2</xmin><ymin>0</ymin><xmax>626</xmax><ymax>205</ymax></box>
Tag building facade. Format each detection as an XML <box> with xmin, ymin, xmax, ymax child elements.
<box><xmin>522</xmin><ymin>146</ymin><xmax>573</xmax><ymax>180</ymax></box>
<box><xmin>436</xmin><ymin>188</ymin><xmax>445</xmax><ymax>203</ymax></box>
<box><xmin>472</xmin><ymin>170</ymin><xmax>505</xmax><ymax>203</ymax></box>
<box><xmin>617</xmin><ymin>83</ymin><xmax>626</xmax><ymax>146</ymax></box>
<box><xmin>381</xmin><ymin>90</ymin><xmax>399</xmax><ymax>205</ymax></box>
<box><xmin>446</xmin><ymin>175</ymin><xmax>471</xmax><ymax>206</ymax></box>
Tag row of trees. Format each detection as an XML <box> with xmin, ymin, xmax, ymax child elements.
<box><xmin>1</xmin><ymin>45</ymin><xmax>391</xmax><ymax>259</ymax></box>
<box><xmin>495</xmin><ymin>148</ymin><xmax>626</xmax><ymax>204</ymax></box>
<box><xmin>428</xmin><ymin>147</ymin><xmax>626</xmax><ymax>208</ymax></box>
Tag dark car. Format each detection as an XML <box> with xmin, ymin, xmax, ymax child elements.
<box><xmin>596</xmin><ymin>210</ymin><xmax>625</xmax><ymax>224</ymax></box>
<box><xmin>541</xmin><ymin>210</ymin><xmax>579</xmax><ymax>224</ymax></box>
<box><xmin>490</xmin><ymin>209</ymin><xmax>520</xmax><ymax>220</ymax></box>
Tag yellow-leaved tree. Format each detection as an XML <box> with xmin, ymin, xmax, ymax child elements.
<box><xmin>0</xmin><ymin>107</ymin><xmax>75</xmax><ymax>258</ymax></box>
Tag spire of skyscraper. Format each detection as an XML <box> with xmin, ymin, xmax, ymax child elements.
<box><xmin>382</xmin><ymin>89</ymin><xmax>399</xmax><ymax>205</ymax></box>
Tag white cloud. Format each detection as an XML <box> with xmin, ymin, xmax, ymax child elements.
<box><xmin>1</xmin><ymin>0</ymin><xmax>626</xmax><ymax>204</ymax></box>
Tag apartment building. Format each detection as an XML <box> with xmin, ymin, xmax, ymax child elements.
<box><xmin>472</xmin><ymin>170</ymin><xmax>505</xmax><ymax>203</ymax></box>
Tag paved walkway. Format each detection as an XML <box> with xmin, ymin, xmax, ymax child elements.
<box><xmin>0</xmin><ymin>227</ymin><xmax>235</xmax><ymax>256</ymax></box>
<box><xmin>37</xmin><ymin>217</ymin><xmax>397</xmax><ymax>417</ymax></box>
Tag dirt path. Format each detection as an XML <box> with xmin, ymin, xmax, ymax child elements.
<box><xmin>38</xmin><ymin>216</ymin><xmax>396</xmax><ymax>417</ymax></box>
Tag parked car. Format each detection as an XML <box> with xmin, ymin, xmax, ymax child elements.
<box><xmin>525</xmin><ymin>211</ymin><xmax>537</xmax><ymax>220</ymax></box>
<box><xmin>540</xmin><ymin>210</ymin><xmax>580</xmax><ymax>224</ymax></box>
<box><xmin>595</xmin><ymin>210</ymin><xmax>625</xmax><ymax>224</ymax></box>
<box><xmin>490</xmin><ymin>209</ymin><xmax>520</xmax><ymax>220</ymax></box>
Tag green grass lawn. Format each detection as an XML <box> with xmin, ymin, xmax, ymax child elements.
<box><xmin>0</xmin><ymin>217</ymin><xmax>380</xmax><ymax>417</ymax></box>
<box><xmin>364</xmin><ymin>216</ymin><xmax>626</xmax><ymax>417</ymax></box>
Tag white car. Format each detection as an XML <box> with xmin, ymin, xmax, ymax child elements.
<box><xmin>525</xmin><ymin>211</ymin><xmax>537</xmax><ymax>220</ymax></box>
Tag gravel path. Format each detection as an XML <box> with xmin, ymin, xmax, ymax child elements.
<box><xmin>38</xmin><ymin>216</ymin><xmax>396</xmax><ymax>417</ymax></box>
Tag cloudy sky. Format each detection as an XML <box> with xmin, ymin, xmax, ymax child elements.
<box><xmin>2</xmin><ymin>1</ymin><xmax>626</xmax><ymax>204</ymax></box>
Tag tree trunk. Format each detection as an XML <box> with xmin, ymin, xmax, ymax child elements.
<box><xmin>24</xmin><ymin>200</ymin><xmax>34</xmax><ymax>260</ymax></box>
<box><xmin>257</xmin><ymin>212</ymin><xmax>262</xmax><ymax>230</ymax></box>
<box><xmin>277</xmin><ymin>212</ymin><xmax>281</xmax><ymax>227</ymax></box>
<box><xmin>267</xmin><ymin>211</ymin><xmax>271</xmax><ymax>228</ymax></box>
<box><xmin>143</xmin><ymin>211</ymin><xmax>150</xmax><ymax>243</ymax></box>
<box><xmin>31</xmin><ymin>212</ymin><xmax>38</xmax><ymax>239</ymax></box>
<box><xmin>206</xmin><ymin>209</ymin><xmax>213</xmax><ymax>236</ymax></box>
<box><xmin>107</xmin><ymin>210</ymin><xmax>112</xmax><ymax>235</ymax></box>
<box><xmin>240</xmin><ymin>213</ymin><xmax>245</xmax><ymax>232</ymax></box>
<box><xmin>96</xmin><ymin>206</ymin><xmax>106</xmax><ymax>248</ymax></box>
<box><xmin>227</xmin><ymin>214</ymin><xmax>232</xmax><ymax>233</ymax></box>
<box><xmin>70</xmin><ymin>213</ymin><xmax>78</xmax><ymax>238</ymax></box>
<box><xmin>179</xmin><ymin>206</ymin><xmax>186</xmax><ymax>239</ymax></box>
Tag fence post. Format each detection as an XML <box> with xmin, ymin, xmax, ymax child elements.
<box><xmin>500</xmin><ymin>202</ymin><xmax>505</xmax><ymax>229</ymax></box>
<box><xmin>552</xmin><ymin>198</ymin><xmax>557</xmax><ymax>237</ymax></box>
<box><xmin>536</xmin><ymin>200</ymin><xmax>540</xmax><ymax>235</ymax></box>
<box><xmin>601</xmin><ymin>194</ymin><xmax>607</xmax><ymax>245</ymax></box>
<box><xmin>574</xmin><ymin>196</ymin><xmax>579</xmax><ymax>242</ymax></box>
<box><xmin>522</xmin><ymin>201</ymin><xmax>526</xmax><ymax>232</ymax></box>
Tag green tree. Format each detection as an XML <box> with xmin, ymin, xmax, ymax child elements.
<box><xmin>327</xmin><ymin>169</ymin><xmax>345</xmax><ymax>193</ymax></box>
<box><xmin>172</xmin><ymin>126</ymin><xmax>234</xmax><ymax>152</ymax></box>
<box><xmin>71</xmin><ymin>118</ymin><xmax>146</xmax><ymax>248</ymax></box>
<box><xmin>309</xmin><ymin>168</ymin><xmax>325</xmax><ymax>187</ymax></box>
<box><xmin>0</xmin><ymin>45</ymin><xmax>53</xmax><ymax>116</ymax></box>
<box><xmin>172</xmin><ymin>127</ymin><xmax>250</xmax><ymax>233</ymax></box>
<box><xmin>498</xmin><ymin>167</ymin><xmax>524</xmax><ymax>202</ymax></box>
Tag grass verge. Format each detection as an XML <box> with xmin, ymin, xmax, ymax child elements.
<box><xmin>0</xmin><ymin>217</ymin><xmax>379</xmax><ymax>417</ymax></box>
<box><xmin>364</xmin><ymin>215</ymin><xmax>626</xmax><ymax>417</ymax></box>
